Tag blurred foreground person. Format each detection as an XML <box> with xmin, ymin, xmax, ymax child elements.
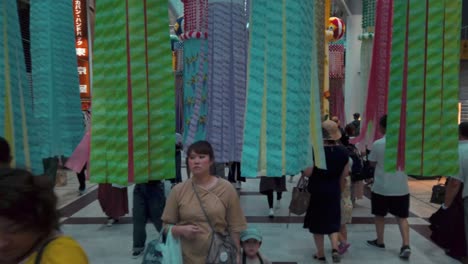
<box><xmin>0</xmin><ymin>168</ymin><xmax>88</xmax><ymax>264</ymax></box>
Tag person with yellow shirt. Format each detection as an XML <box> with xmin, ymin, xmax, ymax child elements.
<box><xmin>0</xmin><ymin>168</ymin><xmax>88</xmax><ymax>264</ymax></box>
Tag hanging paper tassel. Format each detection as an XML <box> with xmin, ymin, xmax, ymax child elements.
<box><xmin>351</xmin><ymin>0</ymin><xmax>392</xmax><ymax>151</ymax></box>
<box><xmin>385</xmin><ymin>0</ymin><xmax>461</xmax><ymax>176</ymax></box>
<box><xmin>206</xmin><ymin>0</ymin><xmax>248</xmax><ymax>163</ymax></box>
<box><xmin>182</xmin><ymin>0</ymin><xmax>209</xmax><ymax>148</ymax></box>
<box><xmin>242</xmin><ymin>0</ymin><xmax>325</xmax><ymax>177</ymax></box>
<box><xmin>91</xmin><ymin>0</ymin><xmax>174</xmax><ymax>184</ymax></box>
<box><xmin>0</xmin><ymin>0</ymin><xmax>35</xmax><ymax>171</ymax></box>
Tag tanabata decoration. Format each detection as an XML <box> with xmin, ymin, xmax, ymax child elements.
<box><xmin>0</xmin><ymin>0</ymin><xmax>36</xmax><ymax>172</ymax></box>
<box><xmin>205</xmin><ymin>0</ymin><xmax>248</xmax><ymax>163</ymax></box>
<box><xmin>326</xmin><ymin>17</ymin><xmax>346</xmax><ymax>42</ymax></box>
<box><xmin>90</xmin><ymin>0</ymin><xmax>174</xmax><ymax>184</ymax></box>
<box><xmin>385</xmin><ymin>0</ymin><xmax>461</xmax><ymax>176</ymax></box>
<box><xmin>182</xmin><ymin>0</ymin><xmax>209</xmax><ymax>148</ymax></box>
<box><xmin>242</xmin><ymin>0</ymin><xmax>326</xmax><ymax>177</ymax></box>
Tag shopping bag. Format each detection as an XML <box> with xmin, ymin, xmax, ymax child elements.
<box><xmin>289</xmin><ymin>175</ymin><xmax>310</xmax><ymax>215</ymax></box>
<box><xmin>142</xmin><ymin>225</ymin><xmax>182</xmax><ymax>264</ymax></box>
<box><xmin>288</xmin><ymin>175</ymin><xmax>310</xmax><ymax>228</ymax></box>
<box><xmin>430</xmin><ymin>184</ymin><xmax>446</xmax><ymax>204</ymax></box>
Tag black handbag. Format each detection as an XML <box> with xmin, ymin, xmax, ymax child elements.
<box><xmin>430</xmin><ymin>177</ymin><xmax>446</xmax><ymax>204</ymax></box>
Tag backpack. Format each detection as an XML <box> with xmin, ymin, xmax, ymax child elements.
<box><xmin>344</xmin><ymin>144</ymin><xmax>364</xmax><ymax>182</ymax></box>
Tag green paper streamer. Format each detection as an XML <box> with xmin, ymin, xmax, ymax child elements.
<box><xmin>90</xmin><ymin>0</ymin><xmax>129</xmax><ymax>185</ymax></box>
<box><xmin>440</xmin><ymin>0</ymin><xmax>461</xmax><ymax>176</ymax></box>
<box><xmin>420</xmin><ymin>0</ymin><xmax>444</xmax><ymax>176</ymax></box>
<box><xmin>146</xmin><ymin>0</ymin><xmax>175</xmax><ymax>181</ymax></box>
<box><xmin>128</xmin><ymin>1</ymin><xmax>150</xmax><ymax>183</ymax></box>
<box><xmin>404</xmin><ymin>0</ymin><xmax>427</xmax><ymax>175</ymax></box>
<box><xmin>385</xmin><ymin>0</ymin><xmax>408</xmax><ymax>173</ymax></box>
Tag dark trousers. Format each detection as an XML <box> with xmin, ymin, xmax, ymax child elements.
<box><xmin>266</xmin><ymin>191</ymin><xmax>283</xmax><ymax>208</ymax></box>
<box><xmin>77</xmin><ymin>164</ymin><xmax>86</xmax><ymax>191</ymax></box>
<box><xmin>132</xmin><ymin>181</ymin><xmax>166</xmax><ymax>250</ymax></box>
<box><xmin>228</xmin><ymin>162</ymin><xmax>245</xmax><ymax>183</ymax></box>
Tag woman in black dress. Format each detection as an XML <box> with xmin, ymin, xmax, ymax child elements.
<box><xmin>303</xmin><ymin>120</ymin><xmax>350</xmax><ymax>263</ymax></box>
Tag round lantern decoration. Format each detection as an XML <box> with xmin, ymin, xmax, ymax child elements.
<box><xmin>326</xmin><ymin>17</ymin><xmax>346</xmax><ymax>42</ymax></box>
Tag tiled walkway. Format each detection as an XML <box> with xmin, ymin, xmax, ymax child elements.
<box><xmin>56</xmin><ymin>170</ymin><xmax>458</xmax><ymax>264</ymax></box>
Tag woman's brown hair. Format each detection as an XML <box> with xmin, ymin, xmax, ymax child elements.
<box><xmin>0</xmin><ymin>168</ymin><xmax>60</xmax><ymax>234</ymax></box>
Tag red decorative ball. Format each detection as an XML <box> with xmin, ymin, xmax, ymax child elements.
<box><xmin>327</xmin><ymin>17</ymin><xmax>346</xmax><ymax>41</ymax></box>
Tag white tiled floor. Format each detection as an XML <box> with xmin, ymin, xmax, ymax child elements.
<box><xmin>55</xmin><ymin>170</ymin><xmax>459</xmax><ymax>263</ymax></box>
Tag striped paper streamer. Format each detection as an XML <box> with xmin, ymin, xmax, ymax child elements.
<box><xmin>385</xmin><ymin>0</ymin><xmax>461</xmax><ymax>176</ymax></box>
<box><xmin>182</xmin><ymin>0</ymin><xmax>209</xmax><ymax>148</ymax></box>
<box><xmin>420</xmin><ymin>0</ymin><xmax>444</xmax><ymax>175</ymax></box>
<box><xmin>91</xmin><ymin>0</ymin><xmax>174</xmax><ymax>184</ymax></box>
<box><xmin>30</xmin><ymin>0</ymin><xmax>83</xmax><ymax>163</ymax></box>
<box><xmin>0</xmin><ymin>0</ymin><xmax>35</xmax><ymax>171</ymax></box>
<box><xmin>315</xmin><ymin>0</ymin><xmax>325</xmax><ymax>109</ymax></box>
<box><xmin>90</xmin><ymin>0</ymin><xmax>129</xmax><ymax>184</ymax></box>
<box><xmin>351</xmin><ymin>0</ymin><xmax>392</xmax><ymax>151</ymax></box>
<box><xmin>206</xmin><ymin>1</ymin><xmax>248</xmax><ymax>163</ymax></box>
<box><xmin>384</xmin><ymin>0</ymin><xmax>408</xmax><ymax>172</ymax></box>
<box><xmin>183</xmin><ymin>39</ymin><xmax>208</xmax><ymax>145</ymax></box>
<box><xmin>403</xmin><ymin>0</ymin><xmax>426</xmax><ymax>174</ymax></box>
<box><xmin>242</xmin><ymin>0</ymin><xmax>325</xmax><ymax>177</ymax></box>
<box><xmin>146</xmin><ymin>0</ymin><xmax>176</xmax><ymax>182</ymax></box>
<box><xmin>439</xmin><ymin>0</ymin><xmax>461</xmax><ymax>176</ymax></box>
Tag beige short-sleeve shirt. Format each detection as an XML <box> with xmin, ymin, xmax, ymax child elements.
<box><xmin>162</xmin><ymin>178</ymin><xmax>247</xmax><ymax>264</ymax></box>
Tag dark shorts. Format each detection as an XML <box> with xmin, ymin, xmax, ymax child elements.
<box><xmin>371</xmin><ymin>192</ymin><xmax>410</xmax><ymax>218</ymax></box>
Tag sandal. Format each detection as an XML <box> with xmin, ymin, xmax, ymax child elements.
<box><xmin>313</xmin><ymin>254</ymin><xmax>326</xmax><ymax>261</ymax></box>
<box><xmin>332</xmin><ymin>249</ymin><xmax>341</xmax><ymax>263</ymax></box>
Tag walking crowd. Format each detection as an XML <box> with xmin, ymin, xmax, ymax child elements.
<box><xmin>1</xmin><ymin>115</ymin><xmax>468</xmax><ymax>264</ymax></box>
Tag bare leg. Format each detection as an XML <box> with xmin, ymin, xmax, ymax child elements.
<box><xmin>375</xmin><ymin>216</ymin><xmax>385</xmax><ymax>244</ymax></box>
<box><xmin>313</xmin><ymin>234</ymin><xmax>325</xmax><ymax>258</ymax></box>
<box><xmin>338</xmin><ymin>224</ymin><xmax>347</xmax><ymax>243</ymax></box>
<box><xmin>396</xmin><ymin>217</ymin><xmax>410</xmax><ymax>246</ymax></box>
<box><xmin>328</xmin><ymin>232</ymin><xmax>340</xmax><ymax>250</ymax></box>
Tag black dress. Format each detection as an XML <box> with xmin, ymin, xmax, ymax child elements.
<box><xmin>303</xmin><ymin>145</ymin><xmax>349</xmax><ymax>234</ymax></box>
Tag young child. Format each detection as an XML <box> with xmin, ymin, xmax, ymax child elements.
<box><xmin>240</xmin><ymin>227</ymin><xmax>271</xmax><ymax>264</ymax></box>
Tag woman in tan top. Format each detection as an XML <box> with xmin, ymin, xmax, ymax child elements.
<box><xmin>162</xmin><ymin>140</ymin><xmax>247</xmax><ymax>263</ymax></box>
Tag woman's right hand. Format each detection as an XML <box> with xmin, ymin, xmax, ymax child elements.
<box><xmin>173</xmin><ymin>225</ymin><xmax>202</xmax><ymax>239</ymax></box>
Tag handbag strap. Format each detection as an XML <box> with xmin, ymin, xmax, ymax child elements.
<box><xmin>192</xmin><ymin>181</ymin><xmax>216</xmax><ymax>233</ymax></box>
<box><xmin>34</xmin><ymin>237</ymin><xmax>58</xmax><ymax>264</ymax></box>
<box><xmin>296</xmin><ymin>175</ymin><xmax>309</xmax><ymax>189</ymax></box>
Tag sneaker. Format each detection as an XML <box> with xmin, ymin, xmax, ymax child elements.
<box><xmin>268</xmin><ymin>208</ymin><xmax>274</xmax><ymax>218</ymax></box>
<box><xmin>399</xmin><ymin>245</ymin><xmax>411</xmax><ymax>259</ymax></box>
<box><xmin>235</xmin><ymin>181</ymin><xmax>242</xmax><ymax>189</ymax></box>
<box><xmin>275</xmin><ymin>200</ymin><xmax>281</xmax><ymax>209</ymax></box>
<box><xmin>106</xmin><ymin>218</ymin><xmax>118</xmax><ymax>227</ymax></box>
<box><xmin>367</xmin><ymin>239</ymin><xmax>385</xmax><ymax>249</ymax></box>
<box><xmin>332</xmin><ymin>249</ymin><xmax>341</xmax><ymax>263</ymax></box>
<box><xmin>78</xmin><ymin>188</ymin><xmax>85</xmax><ymax>196</ymax></box>
<box><xmin>338</xmin><ymin>242</ymin><xmax>351</xmax><ymax>255</ymax></box>
<box><xmin>132</xmin><ymin>250</ymin><xmax>144</xmax><ymax>259</ymax></box>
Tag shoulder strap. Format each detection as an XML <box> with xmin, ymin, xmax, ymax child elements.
<box><xmin>192</xmin><ymin>182</ymin><xmax>216</xmax><ymax>232</ymax></box>
<box><xmin>34</xmin><ymin>237</ymin><xmax>58</xmax><ymax>264</ymax></box>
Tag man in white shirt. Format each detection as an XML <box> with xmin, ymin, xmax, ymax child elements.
<box><xmin>443</xmin><ymin>122</ymin><xmax>468</xmax><ymax>259</ymax></box>
<box><xmin>366</xmin><ymin>115</ymin><xmax>411</xmax><ymax>259</ymax></box>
